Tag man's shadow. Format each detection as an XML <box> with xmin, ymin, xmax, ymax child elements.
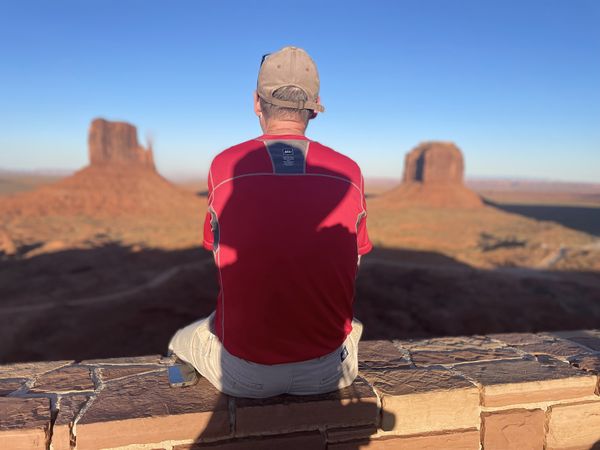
<box><xmin>184</xmin><ymin>142</ymin><xmax>390</xmax><ymax>447</ymax></box>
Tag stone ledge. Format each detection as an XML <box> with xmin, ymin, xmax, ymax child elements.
<box><xmin>0</xmin><ymin>329</ymin><xmax>599</xmax><ymax>449</ymax></box>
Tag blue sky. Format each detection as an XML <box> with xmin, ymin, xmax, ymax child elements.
<box><xmin>1</xmin><ymin>0</ymin><xmax>599</xmax><ymax>182</ymax></box>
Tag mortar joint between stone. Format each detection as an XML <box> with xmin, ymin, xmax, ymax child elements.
<box><xmin>90</xmin><ymin>366</ymin><xmax>105</xmax><ymax>392</ymax></box>
<box><xmin>7</xmin><ymin>377</ymin><xmax>35</xmax><ymax>397</ymax></box>
<box><xmin>228</xmin><ymin>396</ymin><xmax>236</xmax><ymax>435</ymax></box>
<box><xmin>367</xmin><ymin>379</ymin><xmax>384</xmax><ymax>429</ymax></box>
<box><xmin>46</xmin><ymin>395</ymin><xmax>62</xmax><ymax>450</ymax></box>
<box><xmin>70</xmin><ymin>391</ymin><xmax>99</xmax><ymax>448</ymax></box>
<box><xmin>448</xmin><ymin>366</ymin><xmax>485</xmax><ymax>408</ymax></box>
<box><xmin>543</xmin><ymin>404</ymin><xmax>553</xmax><ymax>450</ymax></box>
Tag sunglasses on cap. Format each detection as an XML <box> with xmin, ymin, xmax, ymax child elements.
<box><xmin>260</xmin><ymin>53</ymin><xmax>271</xmax><ymax>67</ymax></box>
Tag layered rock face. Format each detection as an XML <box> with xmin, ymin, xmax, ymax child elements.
<box><xmin>88</xmin><ymin>118</ymin><xmax>155</xmax><ymax>170</ymax></box>
<box><xmin>386</xmin><ymin>142</ymin><xmax>483</xmax><ymax>208</ymax></box>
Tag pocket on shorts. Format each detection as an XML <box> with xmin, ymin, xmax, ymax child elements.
<box><xmin>192</xmin><ymin>324</ymin><xmax>213</xmax><ymax>360</ymax></box>
<box><xmin>221</xmin><ymin>363</ymin><xmax>264</xmax><ymax>392</ymax></box>
<box><xmin>320</xmin><ymin>364</ymin><xmax>343</xmax><ymax>385</ymax></box>
<box><xmin>202</xmin><ymin>333</ymin><xmax>213</xmax><ymax>359</ymax></box>
<box><xmin>320</xmin><ymin>345</ymin><xmax>353</xmax><ymax>386</ymax></box>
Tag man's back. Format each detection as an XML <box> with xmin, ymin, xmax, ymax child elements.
<box><xmin>169</xmin><ymin>46</ymin><xmax>371</xmax><ymax>397</ymax></box>
<box><xmin>203</xmin><ymin>134</ymin><xmax>372</xmax><ymax>364</ymax></box>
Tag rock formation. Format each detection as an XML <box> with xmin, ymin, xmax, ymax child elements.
<box><xmin>88</xmin><ymin>118</ymin><xmax>155</xmax><ymax>170</ymax></box>
<box><xmin>384</xmin><ymin>142</ymin><xmax>483</xmax><ymax>208</ymax></box>
<box><xmin>0</xmin><ymin>118</ymin><xmax>201</xmax><ymax>223</ymax></box>
<box><xmin>402</xmin><ymin>141</ymin><xmax>464</xmax><ymax>185</ymax></box>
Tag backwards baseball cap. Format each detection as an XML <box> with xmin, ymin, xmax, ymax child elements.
<box><xmin>257</xmin><ymin>46</ymin><xmax>325</xmax><ymax>113</ymax></box>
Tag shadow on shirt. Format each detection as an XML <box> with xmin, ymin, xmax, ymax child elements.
<box><xmin>186</xmin><ymin>143</ymin><xmax>390</xmax><ymax>447</ymax></box>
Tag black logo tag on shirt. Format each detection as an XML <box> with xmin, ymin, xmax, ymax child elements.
<box><xmin>282</xmin><ymin>148</ymin><xmax>295</xmax><ymax>167</ymax></box>
<box><xmin>265</xmin><ymin>141</ymin><xmax>306</xmax><ymax>174</ymax></box>
<box><xmin>340</xmin><ymin>346</ymin><xmax>348</xmax><ymax>362</ymax></box>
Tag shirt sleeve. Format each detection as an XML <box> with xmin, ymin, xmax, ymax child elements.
<box><xmin>202</xmin><ymin>168</ymin><xmax>215</xmax><ymax>251</ymax></box>
<box><xmin>357</xmin><ymin>173</ymin><xmax>373</xmax><ymax>255</ymax></box>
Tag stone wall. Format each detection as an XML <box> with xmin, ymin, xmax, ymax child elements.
<box><xmin>1</xmin><ymin>329</ymin><xmax>600</xmax><ymax>449</ymax></box>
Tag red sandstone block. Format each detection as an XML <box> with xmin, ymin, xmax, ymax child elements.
<box><xmin>398</xmin><ymin>335</ymin><xmax>502</xmax><ymax>352</ymax></box>
<box><xmin>75</xmin><ymin>370</ymin><xmax>230</xmax><ymax>449</ymax></box>
<box><xmin>327</xmin><ymin>429</ymin><xmax>480</xmax><ymax>449</ymax></box>
<box><xmin>362</xmin><ymin>367</ymin><xmax>479</xmax><ymax>434</ymax></box>
<box><xmin>234</xmin><ymin>377</ymin><xmax>378</xmax><ymax>437</ymax></box>
<box><xmin>0</xmin><ymin>397</ymin><xmax>51</xmax><ymax>450</ymax></box>
<box><xmin>100</xmin><ymin>365</ymin><xmax>163</xmax><ymax>382</ymax></box>
<box><xmin>454</xmin><ymin>358</ymin><xmax>597</xmax><ymax>407</ymax></box>
<box><xmin>546</xmin><ymin>400</ymin><xmax>600</xmax><ymax>449</ymax></box>
<box><xmin>77</xmin><ymin>411</ymin><xmax>231</xmax><ymax>449</ymax></box>
<box><xmin>482</xmin><ymin>408</ymin><xmax>545</xmax><ymax>450</ymax></box>
<box><xmin>0</xmin><ymin>360</ymin><xmax>72</xmax><ymax>379</ymax></box>
<box><xmin>31</xmin><ymin>365</ymin><xmax>95</xmax><ymax>393</ymax></box>
<box><xmin>488</xmin><ymin>333</ymin><xmax>549</xmax><ymax>346</ymax></box>
<box><xmin>569</xmin><ymin>354</ymin><xmax>600</xmax><ymax>379</ymax></box>
<box><xmin>550</xmin><ymin>330</ymin><xmax>600</xmax><ymax>352</ymax></box>
<box><xmin>0</xmin><ymin>378</ymin><xmax>24</xmax><ymax>396</ymax></box>
<box><xmin>326</xmin><ymin>425</ymin><xmax>378</xmax><ymax>443</ymax></box>
<box><xmin>410</xmin><ymin>346</ymin><xmax>522</xmax><ymax>367</ymax></box>
<box><xmin>514</xmin><ymin>338</ymin><xmax>592</xmax><ymax>361</ymax></box>
<box><xmin>173</xmin><ymin>431</ymin><xmax>325</xmax><ymax>449</ymax></box>
<box><xmin>358</xmin><ymin>340</ymin><xmax>412</xmax><ymax>371</ymax></box>
<box><xmin>567</xmin><ymin>336</ymin><xmax>600</xmax><ymax>351</ymax></box>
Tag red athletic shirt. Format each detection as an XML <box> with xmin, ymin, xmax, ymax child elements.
<box><xmin>203</xmin><ymin>134</ymin><xmax>372</xmax><ymax>364</ymax></box>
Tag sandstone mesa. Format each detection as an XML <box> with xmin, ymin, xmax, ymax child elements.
<box><xmin>384</xmin><ymin>141</ymin><xmax>483</xmax><ymax>208</ymax></box>
<box><xmin>88</xmin><ymin>118</ymin><xmax>156</xmax><ymax>170</ymax></box>
<box><xmin>0</xmin><ymin>118</ymin><xmax>200</xmax><ymax>219</ymax></box>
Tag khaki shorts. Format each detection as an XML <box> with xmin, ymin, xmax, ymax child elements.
<box><xmin>168</xmin><ymin>312</ymin><xmax>363</xmax><ymax>398</ymax></box>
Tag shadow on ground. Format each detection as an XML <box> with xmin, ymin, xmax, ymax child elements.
<box><xmin>484</xmin><ymin>199</ymin><xmax>600</xmax><ymax>237</ymax></box>
<box><xmin>1</xmin><ymin>243</ymin><xmax>599</xmax><ymax>363</ymax></box>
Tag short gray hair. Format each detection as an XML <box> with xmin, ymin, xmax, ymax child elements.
<box><xmin>259</xmin><ymin>86</ymin><xmax>312</xmax><ymax>125</ymax></box>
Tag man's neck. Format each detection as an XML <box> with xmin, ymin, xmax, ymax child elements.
<box><xmin>263</xmin><ymin>120</ymin><xmax>306</xmax><ymax>136</ymax></box>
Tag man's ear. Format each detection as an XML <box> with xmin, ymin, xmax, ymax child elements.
<box><xmin>253</xmin><ymin>91</ymin><xmax>262</xmax><ymax>117</ymax></box>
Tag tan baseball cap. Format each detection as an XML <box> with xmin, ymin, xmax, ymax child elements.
<box><xmin>257</xmin><ymin>46</ymin><xmax>325</xmax><ymax>113</ymax></box>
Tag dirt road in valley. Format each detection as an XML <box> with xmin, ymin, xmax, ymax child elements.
<box><xmin>0</xmin><ymin>261</ymin><xmax>210</xmax><ymax>315</ymax></box>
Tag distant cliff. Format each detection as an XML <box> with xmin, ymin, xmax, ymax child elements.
<box><xmin>0</xmin><ymin>118</ymin><xmax>200</xmax><ymax>220</ymax></box>
<box><xmin>384</xmin><ymin>141</ymin><xmax>483</xmax><ymax>208</ymax></box>
<box><xmin>88</xmin><ymin>118</ymin><xmax>155</xmax><ymax>170</ymax></box>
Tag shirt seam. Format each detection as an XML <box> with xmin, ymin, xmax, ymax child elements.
<box><xmin>211</xmin><ymin>172</ymin><xmax>362</xmax><ymax>194</ymax></box>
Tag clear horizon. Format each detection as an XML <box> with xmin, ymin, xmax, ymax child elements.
<box><xmin>1</xmin><ymin>1</ymin><xmax>599</xmax><ymax>183</ymax></box>
<box><xmin>3</xmin><ymin>164</ymin><xmax>600</xmax><ymax>187</ymax></box>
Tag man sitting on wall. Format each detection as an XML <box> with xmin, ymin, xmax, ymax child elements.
<box><xmin>168</xmin><ymin>46</ymin><xmax>372</xmax><ymax>398</ymax></box>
